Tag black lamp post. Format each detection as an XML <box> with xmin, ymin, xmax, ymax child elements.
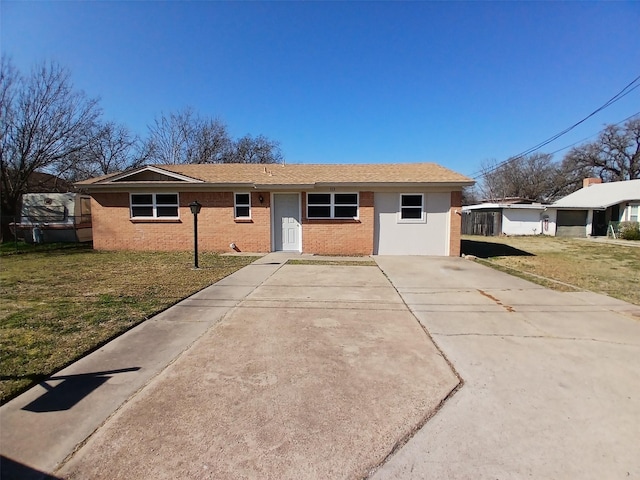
<box><xmin>189</xmin><ymin>200</ymin><xmax>202</xmax><ymax>269</ymax></box>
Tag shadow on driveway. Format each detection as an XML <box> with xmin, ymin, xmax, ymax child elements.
<box><xmin>22</xmin><ymin>367</ymin><xmax>141</xmax><ymax>413</ymax></box>
<box><xmin>1</xmin><ymin>455</ymin><xmax>62</xmax><ymax>480</ymax></box>
<box><xmin>461</xmin><ymin>239</ymin><xmax>534</xmax><ymax>258</ymax></box>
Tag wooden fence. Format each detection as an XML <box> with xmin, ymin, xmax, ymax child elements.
<box><xmin>461</xmin><ymin>211</ymin><xmax>502</xmax><ymax>236</ymax></box>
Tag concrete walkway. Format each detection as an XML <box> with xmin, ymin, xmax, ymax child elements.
<box><xmin>371</xmin><ymin>256</ymin><xmax>640</xmax><ymax>479</ymax></box>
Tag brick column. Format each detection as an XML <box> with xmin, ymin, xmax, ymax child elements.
<box><xmin>449</xmin><ymin>191</ymin><xmax>462</xmax><ymax>256</ymax></box>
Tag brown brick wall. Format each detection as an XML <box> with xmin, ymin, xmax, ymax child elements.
<box><xmin>301</xmin><ymin>191</ymin><xmax>374</xmax><ymax>255</ymax></box>
<box><xmin>91</xmin><ymin>189</ymin><xmax>458</xmax><ymax>256</ymax></box>
<box><xmin>449</xmin><ymin>190</ymin><xmax>462</xmax><ymax>257</ymax></box>
<box><xmin>91</xmin><ymin>191</ymin><xmax>271</xmax><ymax>252</ymax></box>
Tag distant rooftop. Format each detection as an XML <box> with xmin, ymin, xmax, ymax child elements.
<box><xmin>478</xmin><ymin>197</ymin><xmax>537</xmax><ymax>205</ymax></box>
<box><xmin>552</xmin><ymin>179</ymin><xmax>640</xmax><ymax>209</ymax></box>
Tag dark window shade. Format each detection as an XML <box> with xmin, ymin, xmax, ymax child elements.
<box><xmin>156</xmin><ymin>194</ymin><xmax>178</xmax><ymax>205</ymax></box>
<box><xmin>334</xmin><ymin>206</ymin><xmax>357</xmax><ymax>218</ymax></box>
<box><xmin>335</xmin><ymin>193</ymin><xmax>357</xmax><ymax>205</ymax></box>
<box><xmin>308</xmin><ymin>205</ymin><xmax>331</xmax><ymax>217</ymax></box>
<box><xmin>131</xmin><ymin>206</ymin><xmax>153</xmax><ymax>217</ymax></box>
<box><xmin>235</xmin><ymin>193</ymin><xmax>250</xmax><ymax>205</ymax></box>
<box><xmin>401</xmin><ymin>195</ymin><xmax>422</xmax><ymax>207</ymax></box>
<box><xmin>131</xmin><ymin>194</ymin><xmax>152</xmax><ymax>205</ymax></box>
<box><xmin>235</xmin><ymin>206</ymin><xmax>250</xmax><ymax>218</ymax></box>
<box><xmin>157</xmin><ymin>206</ymin><xmax>179</xmax><ymax>217</ymax></box>
<box><xmin>401</xmin><ymin>208</ymin><xmax>422</xmax><ymax>219</ymax></box>
<box><xmin>308</xmin><ymin>194</ymin><xmax>331</xmax><ymax>205</ymax></box>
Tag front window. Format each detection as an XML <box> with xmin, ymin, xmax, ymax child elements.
<box><xmin>399</xmin><ymin>194</ymin><xmax>425</xmax><ymax>222</ymax></box>
<box><xmin>307</xmin><ymin>193</ymin><xmax>358</xmax><ymax>219</ymax></box>
<box><xmin>235</xmin><ymin>193</ymin><xmax>251</xmax><ymax>219</ymax></box>
<box><xmin>130</xmin><ymin>193</ymin><xmax>179</xmax><ymax>218</ymax></box>
<box><xmin>629</xmin><ymin>204</ymin><xmax>639</xmax><ymax>222</ymax></box>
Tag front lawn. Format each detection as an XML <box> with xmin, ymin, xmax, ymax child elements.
<box><xmin>462</xmin><ymin>235</ymin><xmax>640</xmax><ymax>306</ymax></box>
<box><xmin>0</xmin><ymin>248</ymin><xmax>258</xmax><ymax>403</ymax></box>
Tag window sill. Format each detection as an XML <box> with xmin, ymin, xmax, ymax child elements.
<box><xmin>130</xmin><ymin>218</ymin><xmax>182</xmax><ymax>223</ymax></box>
<box><xmin>397</xmin><ymin>219</ymin><xmax>427</xmax><ymax>224</ymax></box>
<box><xmin>305</xmin><ymin>218</ymin><xmax>361</xmax><ymax>224</ymax></box>
<box><xmin>234</xmin><ymin>218</ymin><xmax>254</xmax><ymax>223</ymax></box>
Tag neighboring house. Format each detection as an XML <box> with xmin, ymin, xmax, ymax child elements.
<box><xmin>549</xmin><ymin>178</ymin><xmax>640</xmax><ymax>237</ymax></box>
<box><xmin>462</xmin><ymin>202</ymin><xmax>550</xmax><ymax>236</ymax></box>
<box><xmin>76</xmin><ymin>163</ymin><xmax>474</xmax><ymax>256</ymax></box>
<box><xmin>462</xmin><ymin>178</ymin><xmax>640</xmax><ymax>238</ymax></box>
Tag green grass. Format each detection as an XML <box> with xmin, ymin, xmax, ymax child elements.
<box><xmin>462</xmin><ymin>235</ymin><xmax>640</xmax><ymax>305</ymax></box>
<box><xmin>0</xmin><ymin>240</ymin><xmax>93</xmax><ymax>256</ymax></box>
<box><xmin>0</xmin><ymin>247</ymin><xmax>258</xmax><ymax>403</ymax></box>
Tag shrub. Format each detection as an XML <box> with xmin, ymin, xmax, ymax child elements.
<box><xmin>619</xmin><ymin>221</ymin><xmax>640</xmax><ymax>241</ymax></box>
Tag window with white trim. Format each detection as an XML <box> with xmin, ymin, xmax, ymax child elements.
<box><xmin>234</xmin><ymin>193</ymin><xmax>251</xmax><ymax>219</ymax></box>
<box><xmin>628</xmin><ymin>204</ymin><xmax>639</xmax><ymax>222</ymax></box>
<box><xmin>399</xmin><ymin>194</ymin><xmax>425</xmax><ymax>223</ymax></box>
<box><xmin>307</xmin><ymin>193</ymin><xmax>358</xmax><ymax>219</ymax></box>
<box><xmin>130</xmin><ymin>193</ymin><xmax>179</xmax><ymax>218</ymax></box>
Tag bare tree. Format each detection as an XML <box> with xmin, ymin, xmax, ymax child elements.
<box><xmin>145</xmin><ymin>107</ymin><xmax>282</xmax><ymax>165</ymax></box>
<box><xmin>61</xmin><ymin>122</ymin><xmax>146</xmax><ymax>181</ymax></box>
<box><xmin>186</xmin><ymin>117</ymin><xmax>232</xmax><ymax>164</ymax></box>
<box><xmin>145</xmin><ymin>107</ymin><xmax>232</xmax><ymax>164</ymax></box>
<box><xmin>228</xmin><ymin>134</ymin><xmax>283</xmax><ymax>164</ymax></box>
<box><xmin>0</xmin><ymin>58</ymin><xmax>101</xmax><ymax>229</ymax></box>
<box><xmin>561</xmin><ymin>117</ymin><xmax>640</xmax><ymax>181</ymax></box>
<box><xmin>89</xmin><ymin>122</ymin><xmax>144</xmax><ymax>175</ymax></box>
<box><xmin>478</xmin><ymin>153</ymin><xmax>564</xmax><ymax>202</ymax></box>
<box><xmin>461</xmin><ymin>186</ymin><xmax>480</xmax><ymax>206</ymax></box>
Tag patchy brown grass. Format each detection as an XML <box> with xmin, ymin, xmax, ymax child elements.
<box><xmin>462</xmin><ymin>235</ymin><xmax>640</xmax><ymax>305</ymax></box>
<box><xmin>0</xmin><ymin>248</ymin><xmax>258</xmax><ymax>403</ymax></box>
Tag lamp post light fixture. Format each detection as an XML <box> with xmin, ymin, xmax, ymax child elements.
<box><xmin>189</xmin><ymin>200</ymin><xmax>202</xmax><ymax>269</ymax></box>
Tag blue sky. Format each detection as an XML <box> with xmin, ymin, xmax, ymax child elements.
<box><xmin>2</xmin><ymin>1</ymin><xmax>639</xmax><ymax>177</ymax></box>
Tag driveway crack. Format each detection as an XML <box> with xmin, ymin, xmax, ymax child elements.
<box><xmin>432</xmin><ymin>332</ymin><xmax>639</xmax><ymax>347</ymax></box>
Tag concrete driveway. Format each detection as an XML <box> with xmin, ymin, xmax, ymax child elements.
<box><xmin>56</xmin><ymin>256</ymin><xmax>458</xmax><ymax>479</ymax></box>
<box><xmin>2</xmin><ymin>254</ymin><xmax>640</xmax><ymax>479</ymax></box>
<box><xmin>372</xmin><ymin>256</ymin><xmax>640</xmax><ymax>479</ymax></box>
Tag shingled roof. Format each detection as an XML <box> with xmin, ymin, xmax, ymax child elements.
<box><xmin>77</xmin><ymin>162</ymin><xmax>474</xmax><ymax>188</ymax></box>
<box><xmin>552</xmin><ymin>179</ymin><xmax>640</xmax><ymax>209</ymax></box>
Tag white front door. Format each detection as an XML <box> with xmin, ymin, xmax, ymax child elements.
<box><xmin>273</xmin><ymin>193</ymin><xmax>301</xmax><ymax>251</ymax></box>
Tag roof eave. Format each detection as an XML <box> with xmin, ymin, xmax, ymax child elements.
<box><xmin>81</xmin><ymin>182</ymin><xmax>255</xmax><ymax>192</ymax></box>
<box><xmin>313</xmin><ymin>181</ymin><xmax>475</xmax><ymax>188</ymax></box>
<box><xmin>80</xmin><ymin>180</ymin><xmax>476</xmax><ymax>192</ymax></box>
<box><xmin>550</xmin><ymin>205</ymin><xmax>608</xmax><ymax>210</ymax></box>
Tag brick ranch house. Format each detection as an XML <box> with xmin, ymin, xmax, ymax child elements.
<box><xmin>77</xmin><ymin>163</ymin><xmax>474</xmax><ymax>256</ymax></box>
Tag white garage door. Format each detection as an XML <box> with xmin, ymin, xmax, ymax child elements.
<box><xmin>374</xmin><ymin>192</ymin><xmax>450</xmax><ymax>255</ymax></box>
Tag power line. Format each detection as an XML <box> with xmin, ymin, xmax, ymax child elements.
<box><xmin>546</xmin><ymin>111</ymin><xmax>640</xmax><ymax>157</ymax></box>
<box><xmin>469</xmin><ymin>74</ymin><xmax>640</xmax><ymax>179</ymax></box>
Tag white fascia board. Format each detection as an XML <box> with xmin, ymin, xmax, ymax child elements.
<box><xmin>254</xmin><ymin>184</ymin><xmax>315</xmax><ymax>190</ymax></box>
<box><xmin>463</xmin><ymin>203</ymin><xmax>547</xmax><ymax>211</ymax></box>
<box><xmin>550</xmin><ymin>205</ymin><xmax>608</xmax><ymax>210</ymax></box>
